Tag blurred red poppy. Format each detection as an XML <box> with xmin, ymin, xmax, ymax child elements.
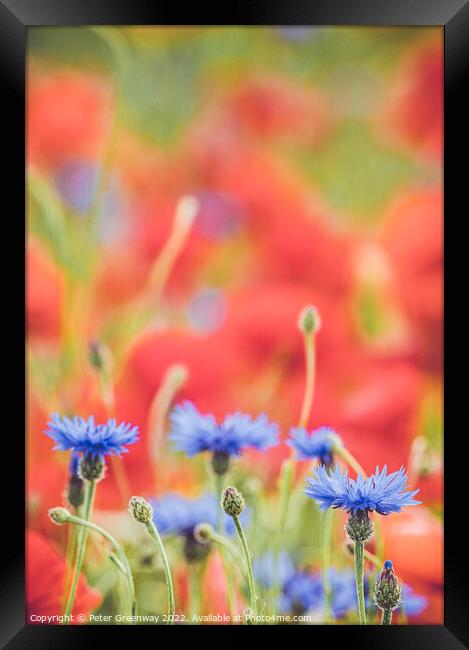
<box><xmin>224</xmin><ymin>75</ymin><xmax>333</xmax><ymax>145</ymax></box>
<box><xmin>378</xmin><ymin>39</ymin><xmax>443</xmax><ymax>161</ymax></box>
<box><xmin>380</xmin><ymin>189</ymin><xmax>443</xmax><ymax>373</ymax></box>
<box><xmin>26</xmin><ymin>530</ymin><xmax>102</xmax><ymax>622</ymax></box>
<box><xmin>27</xmin><ymin>69</ymin><xmax>113</xmax><ymax>169</ymax></box>
<box><xmin>27</xmin><ymin>240</ymin><xmax>63</xmax><ymax>342</ymax></box>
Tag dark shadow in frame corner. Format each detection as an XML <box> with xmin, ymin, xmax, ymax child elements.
<box><xmin>1</xmin><ymin>0</ymin><xmax>468</xmax><ymax>647</ymax></box>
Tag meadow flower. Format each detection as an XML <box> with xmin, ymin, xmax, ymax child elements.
<box><xmin>45</xmin><ymin>414</ymin><xmax>140</xmax><ymax>461</ymax></box>
<box><xmin>288</xmin><ymin>426</ymin><xmax>341</xmax><ymax>465</ymax></box>
<box><xmin>151</xmin><ymin>493</ymin><xmax>249</xmax><ymax>563</ymax></box>
<box><xmin>255</xmin><ymin>553</ymin><xmax>358</xmax><ymax>619</ymax></box>
<box><xmin>305</xmin><ymin>464</ymin><xmax>421</xmax><ymax>516</ymax></box>
<box><xmin>169</xmin><ymin>401</ymin><xmax>279</xmax><ymax>474</ymax></box>
<box><xmin>400</xmin><ymin>585</ymin><xmax>428</xmax><ymax>617</ymax></box>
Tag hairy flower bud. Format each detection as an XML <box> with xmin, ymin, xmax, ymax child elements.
<box><xmin>222</xmin><ymin>486</ymin><xmax>245</xmax><ymax>518</ymax></box>
<box><xmin>211</xmin><ymin>451</ymin><xmax>231</xmax><ymax>476</ymax></box>
<box><xmin>67</xmin><ymin>473</ymin><xmax>85</xmax><ymax>508</ymax></box>
<box><xmin>79</xmin><ymin>453</ymin><xmax>105</xmax><ymax>482</ymax></box>
<box><xmin>49</xmin><ymin>507</ymin><xmax>71</xmax><ymax>525</ymax></box>
<box><xmin>129</xmin><ymin>496</ymin><xmax>154</xmax><ymax>524</ymax></box>
<box><xmin>298</xmin><ymin>305</ymin><xmax>321</xmax><ymax>335</ymax></box>
<box><xmin>374</xmin><ymin>560</ymin><xmax>402</xmax><ymax>611</ymax></box>
<box><xmin>345</xmin><ymin>510</ymin><xmax>374</xmax><ymax>543</ymax></box>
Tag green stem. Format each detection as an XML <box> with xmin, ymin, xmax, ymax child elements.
<box><xmin>354</xmin><ymin>541</ymin><xmax>367</xmax><ymax>625</ymax></box>
<box><xmin>233</xmin><ymin>516</ymin><xmax>257</xmax><ymax>620</ymax></box>
<box><xmin>65</xmin><ymin>513</ymin><xmax>135</xmax><ymax>617</ymax></box>
<box><xmin>63</xmin><ymin>480</ymin><xmax>96</xmax><ymax>621</ymax></box>
<box><xmin>299</xmin><ymin>332</ymin><xmax>315</xmax><ymax>428</ymax></box>
<box><xmin>271</xmin><ymin>458</ymin><xmax>294</xmax><ymax>614</ymax></box>
<box><xmin>206</xmin><ymin>529</ymin><xmax>247</xmax><ymax>582</ymax></box>
<box><xmin>335</xmin><ymin>445</ymin><xmax>366</xmax><ymax>477</ymax></box>
<box><xmin>322</xmin><ymin>509</ymin><xmax>333</xmax><ymax>622</ymax></box>
<box><xmin>215</xmin><ymin>473</ymin><xmax>224</xmax><ymax>533</ymax></box>
<box><xmin>145</xmin><ymin>520</ymin><xmax>175</xmax><ymax>624</ymax></box>
<box><xmin>381</xmin><ymin>608</ymin><xmax>392</xmax><ymax>625</ymax></box>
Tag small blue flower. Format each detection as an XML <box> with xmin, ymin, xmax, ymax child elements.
<box><xmin>151</xmin><ymin>493</ymin><xmax>249</xmax><ymax>538</ymax></box>
<box><xmin>399</xmin><ymin>585</ymin><xmax>428</xmax><ymax>617</ymax></box>
<box><xmin>45</xmin><ymin>414</ymin><xmax>139</xmax><ymax>459</ymax></box>
<box><xmin>254</xmin><ymin>553</ymin><xmax>359</xmax><ymax>618</ymax></box>
<box><xmin>328</xmin><ymin>568</ymin><xmax>358</xmax><ymax>619</ymax></box>
<box><xmin>305</xmin><ymin>464</ymin><xmax>421</xmax><ymax>515</ymax></box>
<box><xmin>254</xmin><ymin>551</ymin><xmax>296</xmax><ymax>590</ymax></box>
<box><xmin>288</xmin><ymin>426</ymin><xmax>340</xmax><ymax>464</ymax></box>
<box><xmin>169</xmin><ymin>401</ymin><xmax>279</xmax><ymax>458</ymax></box>
<box><xmin>281</xmin><ymin>572</ymin><xmax>323</xmax><ymax>614</ymax></box>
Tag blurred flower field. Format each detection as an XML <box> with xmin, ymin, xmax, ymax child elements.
<box><xmin>26</xmin><ymin>26</ymin><xmax>443</xmax><ymax>625</ymax></box>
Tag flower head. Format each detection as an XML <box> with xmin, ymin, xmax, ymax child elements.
<box><xmin>374</xmin><ymin>560</ymin><xmax>402</xmax><ymax>611</ymax></box>
<box><xmin>254</xmin><ymin>553</ymin><xmax>357</xmax><ymax>618</ymax></box>
<box><xmin>288</xmin><ymin>426</ymin><xmax>341</xmax><ymax>464</ymax></box>
<box><xmin>45</xmin><ymin>414</ymin><xmax>139</xmax><ymax>459</ymax></box>
<box><xmin>151</xmin><ymin>493</ymin><xmax>249</xmax><ymax>538</ymax></box>
<box><xmin>222</xmin><ymin>486</ymin><xmax>245</xmax><ymax>518</ymax></box>
<box><xmin>129</xmin><ymin>496</ymin><xmax>153</xmax><ymax>525</ymax></box>
<box><xmin>254</xmin><ymin>551</ymin><xmax>322</xmax><ymax>614</ymax></box>
<box><xmin>169</xmin><ymin>401</ymin><xmax>279</xmax><ymax>458</ymax></box>
<box><xmin>305</xmin><ymin>464</ymin><xmax>421</xmax><ymax>515</ymax></box>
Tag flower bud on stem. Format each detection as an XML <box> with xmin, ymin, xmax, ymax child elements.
<box><xmin>49</xmin><ymin>506</ymin><xmax>135</xmax><ymax>618</ymax></box>
<box><xmin>222</xmin><ymin>488</ymin><xmax>257</xmax><ymax>621</ymax></box>
<box><xmin>129</xmin><ymin>497</ymin><xmax>175</xmax><ymax>624</ymax></box>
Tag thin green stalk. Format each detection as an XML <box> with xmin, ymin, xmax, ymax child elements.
<box><xmin>354</xmin><ymin>541</ymin><xmax>367</xmax><ymax>625</ymax></box>
<box><xmin>215</xmin><ymin>473</ymin><xmax>224</xmax><ymax>532</ymax></box>
<box><xmin>145</xmin><ymin>520</ymin><xmax>175</xmax><ymax>624</ymax></box>
<box><xmin>299</xmin><ymin>331</ymin><xmax>316</xmax><ymax>429</ymax></box>
<box><xmin>63</xmin><ymin>480</ymin><xmax>96</xmax><ymax>621</ymax></box>
<box><xmin>322</xmin><ymin>509</ymin><xmax>333</xmax><ymax>622</ymax></box>
<box><xmin>233</xmin><ymin>516</ymin><xmax>257</xmax><ymax>620</ymax></box>
<box><xmin>205</xmin><ymin>529</ymin><xmax>247</xmax><ymax>583</ymax></box>
<box><xmin>381</xmin><ymin>608</ymin><xmax>392</xmax><ymax>625</ymax></box>
<box><xmin>270</xmin><ymin>458</ymin><xmax>294</xmax><ymax>614</ymax></box>
<box><xmin>64</xmin><ymin>513</ymin><xmax>135</xmax><ymax>617</ymax></box>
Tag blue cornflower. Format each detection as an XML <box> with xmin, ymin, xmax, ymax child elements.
<box><xmin>152</xmin><ymin>493</ymin><xmax>249</xmax><ymax>538</ymax></box>
<box><xmin>254</xmin><ymin>551</ymin><xmax>296</xmax><ymax>589</ymax></box>
<box><xmin>399</xmin><ymin>585</ymin><xmax>428</xmax><ymax>617</ymax></box>
<box><xmin>254</xmin><ymin>553</ymin><xmax>359</xmax><ymax>619</ymax></box>
<box><xmin>45</xmin><ymin>414</ymin><xmax>139</xmax><ymax>460</ymax></box>
<box><xmin>329</xmin><ymin>568</ymin><xmax>358</xmax><ymax>619</ymax></box>
<box><xmin>288</xmin><ymin>426</ymin><xmax>341</xmax><ymax>465</ymax></box>
<box><xmin>169</xmin><ymin>401</ymin><xmax>279</xmax><ymax>467</ymax></box>
<box><xmin>254</xmin><ymin>552</ymin><xmax>322</xmax><ymax>615</ymax></box>
<box><xmin>305</xmin><ymin>464</ymin><xmax>421</xmax><ymax>515</ymax></box>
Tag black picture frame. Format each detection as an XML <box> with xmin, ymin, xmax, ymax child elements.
<box><xmin>1</xmin><ymin>0</ymin><xmax>466</xmax><ymax>647</ymax></box>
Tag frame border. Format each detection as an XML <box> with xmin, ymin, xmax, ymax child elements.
<box><xmin>2</xmin><ymin>1</ymin><xmax>466</xmax><ymax>647</ymax></box>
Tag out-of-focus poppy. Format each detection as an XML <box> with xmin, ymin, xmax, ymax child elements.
<box><xmin>380</xmin><ymin>189</ymin><xmax>443</xmax><ymax>373</ymax></box>
<box><xmin>26</xmin><ymin>530</ymin><xmax>102</xmax><ymax>621</ymax></box>
<box><xmin>202</xmin><ymin>550</ymin><xmax>244</xmax><ymax>620</ymax></box>
<box><xmin>28</xmin><ymin>460</ymin><xmax>68</xmax><ymax>543</ymax></box>
<box><xmin>27</xmin><ymin>240</ymin><xmax>63</xmax><ymax>342</ymax></box>
<box><xmin>378</xmin><ymin>40</ymin><xmax>443</xmax><ymax>160</ymax></box>
<box><xmin>27</xmin><ymin>69</ymin><xmax>113</xmax><ymax>169</ymax></box>
<box><xmin>224</xmin><ymin>75</ymin><xmax>333</xmax><ymax>145</ymax></box>
<box><xmin>381</xmin><ymin>507</ymin><xmax>443</xmax><ymax>592</ymax></box>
